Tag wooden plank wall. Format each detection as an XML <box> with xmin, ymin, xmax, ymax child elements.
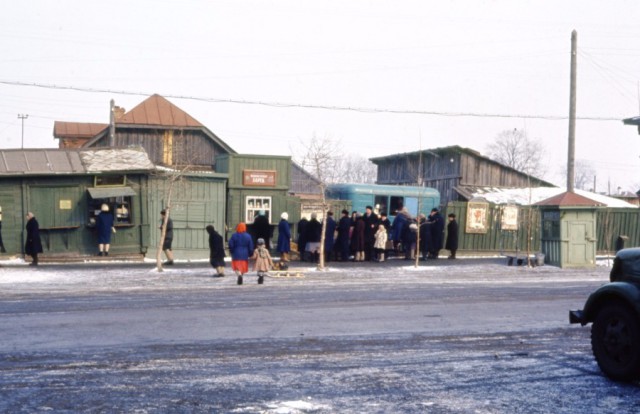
<box><xmin>445</xmin><ymin>202</ymin><xmax>640</xmax><ymax>256</ymax></box>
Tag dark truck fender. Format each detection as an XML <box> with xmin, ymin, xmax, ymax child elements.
<box><xmin>569</xmin><ymin>282</ymin><xmax>640</xmax><ymax>325</ymax></box>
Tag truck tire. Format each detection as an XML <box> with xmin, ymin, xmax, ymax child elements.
<box><xmin>591</xmin><ymin>303</ymin><xmax>640</xmax><ymax>381</ymax></box>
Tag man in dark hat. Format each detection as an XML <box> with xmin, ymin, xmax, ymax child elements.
<box><xmin>427</xmin><ymin>208</ymin><xmax>444</xmax><ymax>259</ymax></box>
<box><xmin>337</xmin><ymin>209</ymin><xmax>352</xmax><ymax>261</ymax></box>
<box><xmin>445</xmin><ymin>213</ymin><xmax>459</xmax><ymax>259</ymax></box>
<box><xmin>363</xmin><ymin>205</ymin><xmax>378</xmax><ymax>261</ymax></box>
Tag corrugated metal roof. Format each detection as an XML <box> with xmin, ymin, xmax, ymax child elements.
<box><xmin>457</xmin><ymin>185</ymin><xmax>634</xmax><ymax>208</ymax></box>
<box><xmin>53</xmin><ymin>121</ymin><xmax>108</xmax><ymax>138</ymax></box>
<box><xmin>0</xmin><ymin>147</ymin><xmax>154</xmax><ymax>176</ymax></box>
<box><xmin>117</xmin><ymin>94</ymin><xmax>203</xmax><ymax>128</ymax></box>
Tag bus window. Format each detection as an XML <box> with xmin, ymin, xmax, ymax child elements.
<box><xmin>374</xmin><ymin>195</ymin><xmax>388</xmax><ymax>216</ymax></box>
<box><xmin>390</xmin><ymin>196</ymin><xmax>404</xmax><ymax>216</ymax></box>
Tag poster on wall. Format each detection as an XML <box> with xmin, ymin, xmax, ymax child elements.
<box><xmin>465</xmin><ymin>201</ymin><xmax>489</xmax><ymax>234</ymax></box>
<box><xmin>501</xmin><ymin>205</ymin><xmax>519</xmax><ymax>231</ymax></box>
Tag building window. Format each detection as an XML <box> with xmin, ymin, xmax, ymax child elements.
<box><xmin>246</xmin><ymin>196</ymin><xmax>271</xmax><ymax>224</ymax></box>
<box><xmin>374</xmin><ymin>195</ymin><xmax>388</xmax><ymax>216</ymax></box>
<box><xmin>95</xmin><ymin>175</ymin><xmax>126</xmax><ymax>187</ymax></box>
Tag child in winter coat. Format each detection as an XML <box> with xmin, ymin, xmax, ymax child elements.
<box><xmin>251</xmin><ymin>238</ymin><xmax>273</xmax><ymax>284</ymax></box>
<box><xmin>374</xmin><ymin>224</ymin><xmax>388</xmax><ymax>262</ymax></box>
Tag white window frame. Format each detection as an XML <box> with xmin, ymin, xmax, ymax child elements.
<box><xmin>245</xmin><ymin>196</ymin><xmax>272</xmax><ymax>224</ymax></box>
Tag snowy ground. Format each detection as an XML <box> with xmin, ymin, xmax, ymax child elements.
<box><xmin>1</xmin><ymin>257</ymin><xmax>638</xmax><ymax>413</ymax></box>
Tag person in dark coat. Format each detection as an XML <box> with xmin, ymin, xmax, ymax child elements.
<box><xmin>337</xmin><ymin>209</ymin><xmax>352</xmax><ymax>261</ymax></box>
<box><xmin>228</xmin><ymin>222</ymin><xmax>254</xmax><ymax>285</ymax></box>
<box><xmin>297</xmin><ymin>217</ymin><xmax>308</xmax><ymax>261</ymax></box>
<box><xmin>351</xmin><ymin>214</ymin><xmax>366</xmax><ymax>261</ymax></box>
<box><xmin>277</xmin><ymin>212</ymin><xmax>291</xmax><ymax>267</ymax></box>
<box><xmin>206</xmin><ymin>225</ymin><xmax>225</xmax><ymax>277</ymax></box>
<box><xmin>323</xmin><ymin>211</ymin><xmax>337</xmax><ymax>262</ymax></box>
<box><xmin>391</xmin><ymin>207</ymin><xmax>410</xmax><ymax>253</ymax></box>
<box><xmin>25</xmin><ymin>212</ymin><xmax>43</xmax><ymax>266</ymax></box>
<box><xmin>362</xmin><ymin>205</ymin><xmax>379</xmax><ymax>261</ymax></box>
<box><xmin>402</xmin><ymin>218</ymin><xmax>418</xmax><ymax>260</ymax></box>
<box><xmin>304</xmin><ymin>213</ymin><xmax>322</xmax><ymax>262</ymax></box>
<box><xmin>160</xmin><ymin>209</ymin><xmax>174</xmax><ymax>265</ymax></box>
<box><xmin>252</xmin><ymin>210</ymin><xmax>271</xmax><ymax>250</ymax></box>
<box><xmin>0</xmin><ymin>207</ymin><xmax>6</xmax><ymax>253</ymax></box>
<box><xmin>379</xmin><ymin>213</ymin><xmax>391</xmax><ymax>233</ymax></box>
<box><xmin>418</xmin><ymin>214</ymin><xmax>430</xmax><ymax>261</ymax></box>
<box><xmin>427</xmin><ymin>208</ymin><xmax>445</xmax><ymax>259</ymax></box>
<box><xmin>96</xmin><ymin>204</ymin><xmax>114</xmax><ymax>257</ymax></box>
<box><xmin>445</xmin><ymin>213</ymin><xmax>459</xmax><ymax>259</ymax></box>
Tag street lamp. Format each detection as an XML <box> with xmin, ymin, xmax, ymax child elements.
<box><xmin>17</xmin><ymin>114</ymin><xmax>28</xmax><ymax>149</ymax></box>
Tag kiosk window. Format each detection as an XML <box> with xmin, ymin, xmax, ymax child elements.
<box><xmin>246</xmin><ymin>196</ymin><xmax>271</xmax><ymax>223</ymax></box>
<box><xmin>87</xmin><ymin>187</ymin><xmax>136</xmax><ymax>226</ymax></box>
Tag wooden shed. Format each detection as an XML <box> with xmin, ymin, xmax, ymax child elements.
<box><xmin>537</xmin><ymin>191</ymin><xmax>603</xmax><ymax>268</ymax></box>
<box><xmin>370</xmin><ymin>145</ymin><xmax>555</xmax><ymax>207</ymax></box>
<box><xmin>0</xmin><ymin>147</ymin><xmax>154</xmax><ymax>260</ymax></box>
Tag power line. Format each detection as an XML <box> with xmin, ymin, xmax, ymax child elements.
<box><xmin>0</xmin><ymin>79</ymin><xmax>625</xmax><ymax>122</ymax></box>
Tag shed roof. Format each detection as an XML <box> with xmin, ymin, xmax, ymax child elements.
<box><xmin>80</xmin><ymin>94</ymin><xmax>237</xmax><ymax>154</ymax></box>
<box><xmin>53</xmin><ymin>121</ymin><xmax>108</xmax><ymax>139</ymax></box>
<box><xmin>370</xmin><ymin>145</ymin><xmax>555</xmax><ymax>187</ymax></box>
<box><xmin>0</xmin><ymin>147</ymin><xmax>154</xmax><ymax>176</ymax></box>
<box><xmin>535</xmin><ymin>191</ymin><xmax>605</xmax><ymax>207</ymax></box>
<box><xmin>117</xmin><ymin>94</ymin><xmax>203</xmax><ymax>128</ymax></box>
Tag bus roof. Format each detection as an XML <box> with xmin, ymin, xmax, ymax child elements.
<box><xmin>326</xmin><ymin>183</ymin><xmax>439</xmax><ymax>197</ymax></box>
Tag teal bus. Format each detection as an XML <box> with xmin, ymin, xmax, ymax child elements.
<box><xmin>326</xmin><ymin>183</ymin><xmax>440</xmax><ymax>223</ymax></box>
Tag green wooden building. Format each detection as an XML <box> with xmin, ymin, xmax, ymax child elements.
<box><xmin>0</xmin><ymin>148</ymin><xmax>154</xmax><ymax>259</ymax></box>
<box><xmin>216</xmin><ymin>153</ymin><xmax>300</xmax><ymax>242</ymax></box>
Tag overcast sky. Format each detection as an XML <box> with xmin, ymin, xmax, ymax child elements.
<box><xmin>2</xmin><ymin>1</ymin><xmax>640</xmax><ymax>192</ymax></box>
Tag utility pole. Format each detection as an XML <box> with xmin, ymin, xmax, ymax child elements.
<box><xmin>109</xmin><ymin>99</ymin><xmax>115</xmax><ymax>147</ymax></box>
<box><xmin>567</xmin><ymin>30</ymin><xmax>577</xmax><ymax>193</ymax></box>
<box><xmin>17</xmin><ymin>114</ymin><xmax>28</xmax><ymax>149</ymax></box>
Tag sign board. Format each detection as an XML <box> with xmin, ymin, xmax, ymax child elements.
<box><xmin>243</xmin><ymin>170</ymin><xmax>276</xmax><ymax>187</ymax></box>
<box><xmin>59</xmin><ymin>199</ymin><xmax>72</xmax><ymax>210</ymax></box>
<box><xmin>501</xmin><ymin>205</ymin><xmax>519</xmax><ymax>231</ymax></box>
<box><xmin>466</xmin><ymin>201</ymin><xmax>489</xmax><ymax>234</ymax></box>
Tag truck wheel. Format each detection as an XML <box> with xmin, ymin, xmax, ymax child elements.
<box><xmin>591</xmin><ymin>303</ymin><xmax>640</xmax><ymax>381</ymax></box>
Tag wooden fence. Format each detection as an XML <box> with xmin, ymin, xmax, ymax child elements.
<box><xmin>443</xmin><ymin>202</ymin><xmax>640</xmax><ymax>255</ymax></box>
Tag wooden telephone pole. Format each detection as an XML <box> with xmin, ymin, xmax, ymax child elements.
<box><xmin>567</xmin><ymin>30</ymin><xmax>577</xmax><ymax>192</ymax></box>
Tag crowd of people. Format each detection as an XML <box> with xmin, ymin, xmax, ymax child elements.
<box><xmin>295</xmin><ymin>206</ymin><xmax>459</xmax><ymax>263</ymax></box>
<box><xmin>19</xmin><ymin>205</ymin><xmax>459</xmax><ymax>279</ymax></box>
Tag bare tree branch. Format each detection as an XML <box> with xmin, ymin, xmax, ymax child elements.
<box><xmin>486</xmin><ymin>128</ymin><xmax>547</xmax><ymax>178</ymax></box>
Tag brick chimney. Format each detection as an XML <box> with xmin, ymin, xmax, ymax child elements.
<box><xmin>113</xmin><ymin>106</ymin><xmax>126</xmax><ymax>120</ymax></box>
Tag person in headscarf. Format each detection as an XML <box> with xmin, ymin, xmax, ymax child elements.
<box><xmin>228</xmin><ymin>222</ymin><xmax>254</xmax><ymax>285</ymax></box>
<box><xmin>277</xmin><ymin>212</ymin><xmax>291</xmax><ymax>269</ymax></box>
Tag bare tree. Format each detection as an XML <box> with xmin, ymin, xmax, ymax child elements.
<box><xmin>559</xmin><ymin>159</ymin><xmax>596</xmax><ymax>191</ymax></box>
<box><xmin>297</xmin><ymin>135</ymin><xmax>337</xmax><ymax>270</ymax></box>
<box><xmin>153</xmin><ymin>131</ymin><xmax>195</xmax><ymax>272</ymax></box>
<box><xmin>331</xmin><ymin>155</ymin><xmax>377</xmax><ymax>184</ymax></box>
<box><xmin>486</xmin><ymin>129</ymin><xmax>546</xmax><ymax>178</ymax></box>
